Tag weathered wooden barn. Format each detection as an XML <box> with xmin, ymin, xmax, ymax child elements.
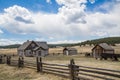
<box><xmin>18</xmin><ymin>40</ymin><xmax>49</xmax><ymax>57</ymax></box>
<box><xmin>92</xmin><ymin>43</ymin><xmax>114</xmax><ymax>59</ymax></box>
<box><xmin>63</xmin><ymin>47</ymin><xmax>77</xmax><ymax>55</ymax></box>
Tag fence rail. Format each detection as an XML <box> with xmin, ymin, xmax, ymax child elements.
<box><xmin>0</xmin><ymin>55</ymin><xmax>120</xmax><ymax>80</ymax></box>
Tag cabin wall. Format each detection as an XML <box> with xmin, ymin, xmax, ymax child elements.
<box><xmin>63</xmin><ymin>50</ymin><xmax>77</xmax><ymax>55</ymax></box>
<box><xmin>18</xmin><ymin>50</ymin><xmax>24</xmax><ymax>56</ymax></box>
<box><xmin>63</xmin><ymin>50</ymin><xmax>68</xmax><ymax>55</ymax></box>
<box><xmin>34</xmin><ymin>49</ymin><xmax>48</xmax><ymax>57</ymax></box>
<box><xmin>24</xmin><ymin>50</ymin><xmax>33</xmax><ymax>57</ymax></box>
<box><xmin>104</xmin><ymin>50</ymin><xmax>114</xmax><ymax>54</ymax></box>
<box><xmin>69</xmin><ymin>50</ymin><xmax>77</xmax><ymax>55</ymax></box>
<box><xmin>92</xmin><ymin>46</ymin><xmax>103</xmax><ymax>58</ymax></box>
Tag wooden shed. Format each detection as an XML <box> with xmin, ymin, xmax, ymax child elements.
<box><xmin>92</xmin><ymin>43</ymin><xmax>114</xmax><ymax>59</ymax></box>
<box><xmin>18</xmin><ymin>40</ymin><xmax>49</xmax><ymax>57</ymax></box>
<box><xmin>63</xmin><ymin>47</ymin><xmax>77</xmax><ymax>55</ymax></box>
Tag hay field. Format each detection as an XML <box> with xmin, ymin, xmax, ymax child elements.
<box><xmin>49</xmin><ymin>45</ymin><xmax>120</xmax><ymax>54</ymax></box>
<box><xmin>0</xmin><ymin>48</ymin><xmax>17</xmax><ymax>55</ymax></box>
<box><xmin>1</xmin><ymin>54</ymin><xmax>120</xmax><ymax>80</ymax></box>
<box><xmin>0</xmin><ymin>64</ymin><xmax>68</xmax><ymax>80</ymax></box>
<box><xmin>0</xmin><ymin>45</ymin><xmax>120</xmax><ymax>55</ymax></box>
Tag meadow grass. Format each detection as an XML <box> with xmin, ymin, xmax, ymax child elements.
<box><xmin>0</xmin><ymin>45</ymin><xmax>120</xmax><ymax>80</ymax></box>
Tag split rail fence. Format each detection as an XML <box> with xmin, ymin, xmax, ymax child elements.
<box><xmin>0</xmin><ymin>55</ymin><xmax>120</xmax><ymax>80</ymax></box>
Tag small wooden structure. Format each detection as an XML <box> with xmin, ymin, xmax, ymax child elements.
<box><xmin>92</xmin><ymin>43</ymin><xmax>114</xmax><ymax>59</ymax></box>
<box><xmin>18</xmin><ymin>40</ymin><xmax>49</xmax><ymax>57</ymax></box>
<box><xmin>63</xmin><ymin>47</ymin><xmax>77</xmax><ymax>55</ymax></box>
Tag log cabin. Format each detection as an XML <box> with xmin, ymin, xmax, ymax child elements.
<box><xmin>63</xmin><ymin>47</ymin><xmax>77</xmax><ymax>55</ymax></box>
<box><xmin>92</xmin><ymin>43</ymin><xmax>114</xmax><ymax>59</ymax></box>
<box><xmin>18</xmin><ymin>40</ymin><xmax>49</xmax><ymax>57</ymax></box>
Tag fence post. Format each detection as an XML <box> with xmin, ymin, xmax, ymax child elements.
<box><xmin>69</xmin><ymin>59</ymin><xmax>75</xmax><ymax>80</ymax></box>
<box><xmin>74</xmin><ymin>65</ymin><xmax>79</xmax><ymax>80</ymax></box>
<box><xmin>36</xmin><ymin>57</ymin><xmax>40</xmax><ymax>72</ymax></box>
<box><xmin>6</xmin><ymin>56</ymin><xmax>11</xmax><ymax>65</ymax></box>
<box><xmin>18</xmin><ymin>57</ymin><xmax>20</xmax><ymax>67</ymax></box>
<box><xmin>0</xmin><ymin>56</ymin><xmax>2</xmax><ymax>64</ymax></box>
<box><xmin>21</xmin><ymin>57</ymin><xmax>24</xmax><ymax>67</ymax></box>
<box><xmin>18</xmin><ymin>56</ymin><xmax>24</xmax><ymax>68</ymax></box>
<box><xmin>39</xmin><ymin>57</ymin><xmax>42</xmax><ymax>72</ymax></box>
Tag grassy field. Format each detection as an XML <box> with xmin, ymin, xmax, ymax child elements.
<box><xmin>0</xmin><ymin>54</ymin><xmax>120</xmax><ymax>80</ymax></box>
<box><xmin>49</xmin><ymin>45</ymin><xmax>120</xmax><ymax>54</ymax></box>
<box><xmin>0</xmin><ymin>45</ymin><xmax>120</xmax><ymax>55</ymax></box>
<box><xmin>0</xmin><ymin>64</ymin><xmax>68</xmax><ymax>80</ymax></box>
<box><xmin>0</xmin><ymin>45</ymin><xmax>120</xmax><ymax>80</ymax></box>
<box><xmin>0</xmin><ymin>48</ymin><xmax>17</xmax><ymax>55</ymax></box>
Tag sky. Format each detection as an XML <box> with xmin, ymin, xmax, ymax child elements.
<box><xmin>0</xmin><ymin>0</ymin><xmax>120</xmax><ymax>45</ymax></box>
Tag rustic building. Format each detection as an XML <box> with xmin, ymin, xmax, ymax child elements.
<box><xmin>18</xmin><ymin>40</ymin><xmax>49</xmax><ymax>57</ymax></box>
<box><xmin>92</xmin><ymin>43</ymin><xmax>114</xmax><ymax>59</ymax></box>
<box><xmin>63</xmin><ymin>47</ymin><xmax>77</xmax><ymax>55</ymax></box>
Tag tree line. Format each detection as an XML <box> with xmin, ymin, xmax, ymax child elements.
<box><xmin>0</xmin><ymin>37</ymin><xmax>120</xmax><ymax>48</ymax></box>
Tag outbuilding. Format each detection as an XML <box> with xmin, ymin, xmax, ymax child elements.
<box><xmin>92</xmin><ymin>43</ymin><xmax>114</xmax><ymax>59</ymax></box>
<box><xmin>63</xmin><ymin>47</ymin><xmax>77</xmax><ymax>55</ymax></box>
<box><xmin>18</xmin><ymin>40</ymin><xmax>49</xmax><ymax>57</ymax></box>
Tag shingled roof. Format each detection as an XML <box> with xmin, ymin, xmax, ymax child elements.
<box><xmin>35</xmin><ymin>42</ymin><xmax>48</xmax><ymax>49</ymax></box>
<box><xmin>18</xmin><ymin>40</ymin><xmax>48</xmax><ymax>50</ymax></box>
<box><xmin>93</xmin><ymin>43</ymin><xmax>114</xmax><ymax>50</ymax></box>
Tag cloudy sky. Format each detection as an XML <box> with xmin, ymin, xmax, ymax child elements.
<box><xmin>0</xmin><ymin>0</ymin><xmax>120</xmax><ymax>45</ymax></box>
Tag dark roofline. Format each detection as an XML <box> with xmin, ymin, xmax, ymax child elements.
<box><xmin>18</xmin><ymin>40</ymin><xmax>48</xmax><ymax>50</ymax></box>
<box><xmin>63</xmin><ymin>47</ymin><xmax>77</xmax><ymax>51</ymax></box>
<box><xmin>92</xmin><ymin>43</ymin><xmax>114</xmax><ymax>51</ymax></box>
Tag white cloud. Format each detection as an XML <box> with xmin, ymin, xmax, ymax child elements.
<box><xmin>57</xmin><ymin>0</ymin><xmax>87</xmax><ymax>24</ymax></box>
<box><xmin>89</xmin><ymin>0</ymin><xmax>95</xmax><ymax>4</ymax></box>
<box><xmin>46</xmin><ymin>0</ymin><xmax>52</xmax><ymax>4</ymax></box>
<box><xmin>91</xmin><ymin>31</ymin><xmax>108</xmax><ymax>37</ymax></box>
<box><xmin>0</xmin><ymin>0</ymin><xmax>120</xmax><ymax>44</ymax></box>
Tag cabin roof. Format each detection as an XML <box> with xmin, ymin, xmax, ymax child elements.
<box><xmin>92</xmin><ymin>43</ymin><xmax>114</xmax><ymax>50</ymax></box>
<box><xmin>63</xmin><ymin>47</ymin><xmax>77</xmax><ymax>51</ymax></box>
<box><xmin>35</xmin><ymin>42</ymin><xmax>48</xmax><ymax>49</ymax></box>
<box><xmin>18</xmin><ymin>41</ymin><xmax>32</xmax><ymax>50</ymax></box>
<box><xmin>18</xmin><ymin>41</ymin><xmax>48</xmax><ymax>50</ymax></box>
<box><xmin>33</xmin><ymin>46</ymin><xmax>45</xmax><ymax>51</ymax></box>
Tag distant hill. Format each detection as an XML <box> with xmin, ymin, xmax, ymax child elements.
<box><xmin>0</xmin><ymin>44</ymin><xmax>21</xmax><ymax>49</ymax></box>
<box><xmin>0</xmin><ymin>37</ymin><xmax>120</xmax><ymax>48</ymax></box>
<box><xmin>49</xmin><ymin>37</ymin><xmax>120</xmax><ymax>47</ymax></box>
<box><xmin>79</xmin><ymin>37</ymin><xmax>120</xmax><ymax>46</ymax></box>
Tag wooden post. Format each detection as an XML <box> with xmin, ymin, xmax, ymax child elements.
<box><xmin>18</xmin><ymin>57</ymin><xmax>24</xmax><ymax>68</ymax></box>
<box><xmin>0</xmin><ymin>56</ymin><xmax>2</xmax><ymax>64</ymax></box>
<box><xmin>6</xmin><ymin>56</ymin><xmax>11</xmax><ymax>65</ymax></box>
<box><xmin>69</xmin><ymin>59</ymin><xmax>75</xmax><ymax>80</ymax></box>
<box><xmin>74</xmin><ymin>65</ymin><xmax>79</xmax><ymax>80</ymax></box>
<box><xmin>18</xmin><ymin>57</ymin><xmax>21</xmax><ymax>68</ymax></box>
<box><xmin>36</xmin><ymin>57</ymin><xmax>40</xmax><ymax>72</ymax></box>
<box><xmin>39</xmin><ymin>57</ymin><xmax>42</xmax><ymax>72</ymax></box>
<box><xmin>21</xmin><ymin>57</ymin><xmax>24</xmax><ymax>67</ymax></box>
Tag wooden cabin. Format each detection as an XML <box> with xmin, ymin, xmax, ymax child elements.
<box><xmin>18</xmin><ymin>40</ymin><xmax>49</xmax><ymax>57</ymax></box>
<box><xmin>92</xmin><ymin>43</ymin><xmax>114</xmax><ymax>59</ymax></box>
<box><xmin>63</xmin><ymin>47</ymin><xmax>77</xmax><ymax>55</ymax></box>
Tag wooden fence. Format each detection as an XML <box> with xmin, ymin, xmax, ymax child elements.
<box><xmin>0</xmin><ymin>55</ymin><xmax>120</xmax><ymax>80</ymax></box>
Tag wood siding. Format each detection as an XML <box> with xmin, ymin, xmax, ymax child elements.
<box><xmin>18</xmin><ymin>41</ymin><xmax>48</xmax><ymax>57</ymax></box>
